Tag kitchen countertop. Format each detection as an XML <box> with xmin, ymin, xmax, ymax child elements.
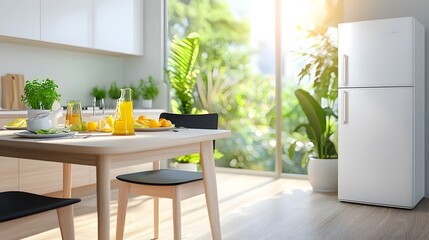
<box><xmin>0</xmin><ymin>109</ymin><xmax>165</xmax><ymax>120</ymax></box>
<box><xmin>0</xmin><ymin>108</ymin><xmax>164</xmax><ymax>114</ymax></box>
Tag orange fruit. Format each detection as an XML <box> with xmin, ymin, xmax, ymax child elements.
<box><xmin>148</xmin><ymin>119</ymin><xmax>160</xmax><ymax>128</ymax></box>
<box><xmin>137</xmin><ymin>118</ymin><xmax>149</xmax><ymax>125</ymax></box>
<box><xmin>87</xmin><ymin>121</ymin><xmax>98</xmax><ymax>131</ymax></box>
<box><xmin>159</xmin><ymin>118</ymin><xmax>172</xmax><ymax>127</ymax></box>
<box><xmin>138</xmin><ymin>115</ymin><xmax>147</xmax><ymax>122</ymax></box>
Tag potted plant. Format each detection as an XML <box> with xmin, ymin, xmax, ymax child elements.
<box><xmin>288</xmin><ymin>26</ymin><xmax>339</xmax><ymax>191</ymax></box>
<box><xmin>91</xmin><ymin>86</ymin><xmax>106</xmax><ymax>108</ymax></box>
<box><xmin>21</xmin><ymin>78</ymin><xmax>61</xmax><ymax>125</ymax></box>
<box><xmin>290</xmin><ymin>89</ymin><xmax>338</xmax><ymax>192</ymax></box>
<box><xmin>108</xmin><ymin>81</ymin><xmax>121</xmax><ymax>108</ymax></box>
<box><xmin>139</xmin><ymin>75</ymin><xmax>159</xmax><ymax>108</ymax></box>
<box><xmin>129</xmin><ymin>83</ymin><xmax>140</xmax><ymax>108</ymax></box>
<box><xmin>169</xmin><ymin>149</ymin><xmax>224</xmax><ymax>171</ymax></box>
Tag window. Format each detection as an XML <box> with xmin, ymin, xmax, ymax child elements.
<box><xmin>166</xmin><ymin>0</ymin><xmax>342</xmax><ymax>175</ymax></box>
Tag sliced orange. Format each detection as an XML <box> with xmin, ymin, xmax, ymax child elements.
<box><xmin>138</xmin><ymin>115</ymin><xmax>147</xmax><ymax>122</ymax></box>
<box><xmin>159</xmin><ymin>118</ymin><xmax>172</xmax><ymax>127</ymax></box>
<box><xmin>106</xmin><ymin>115</ymin><xmax>114</xmax><ymax>128</ymax></box>
<box><xmin>148</xmin><ymin>119</ymin><xmax>160</xmax><ymax>128</ymax></box>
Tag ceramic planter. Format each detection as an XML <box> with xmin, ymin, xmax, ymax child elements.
<box><xmin>142</xmin><ymin>99</ymin><xmax>153</xmax><ymax>109</ymax></box>
<box><xmin>307</xmin><ymin>157</ymin><xmax>338</xmax><ymax>192</ymax></box>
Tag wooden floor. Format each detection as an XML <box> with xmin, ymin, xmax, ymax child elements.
<box><xmin>13</xmin><ymin>172</ymin><xmax>429</xmax><ymax>240</ymax></box>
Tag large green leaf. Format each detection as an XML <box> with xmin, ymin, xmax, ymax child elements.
<box><xmin>167</xmin><ymin>32</ymin><xmax>201</xmax><ymax>114</ymax></box>
<box><xmin>295</xmin><ymin>89</ymin><xmax>326</xmax><ymax>144</ymax></box>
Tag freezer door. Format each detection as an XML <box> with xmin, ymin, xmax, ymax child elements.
<box><xmin>338</xmin><ymin>17</ymin><xmax>415</xmax><ymax>88</ymax></box>
<box><xmin>338</xmin><ymin>87</ymin><xmax>414</xmax><ymax>207</ymax></box>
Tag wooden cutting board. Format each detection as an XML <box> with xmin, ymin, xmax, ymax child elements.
<box><xmin>1</xmin><ymin>74</ymin><xmax>25</xmax><ymax>110</ymax></box>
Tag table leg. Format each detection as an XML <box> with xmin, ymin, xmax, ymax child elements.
<box><xmin>96</xmin><ymin>156</ymin><xmax>111</xmax><ymax>240</ymax></box>
<box><xmin>199</xmin><ymin>141</ymin><xmax>222</xmax><ymax>240</ymax></box>
<box><xmin>63</xmin><ymin>163</ymin><xmax>72</xmax><ymax>198</ymax></box>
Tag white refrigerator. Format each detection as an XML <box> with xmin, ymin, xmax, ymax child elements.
<box><xmin>338</xmin><ymin>17</ymin><xmax>425</xmax><ymax>209</ymax></box>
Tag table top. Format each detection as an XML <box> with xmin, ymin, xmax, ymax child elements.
<box><xmin>0</xmin><ymin>129</ymin><xmax>231</xmax><ymax>155</ymax></box>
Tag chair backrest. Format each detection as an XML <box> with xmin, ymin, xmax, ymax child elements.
<box><xmin>159</xmin><ymin>112</ymin><xmax>218</xmax><ymax>148</ymax></box>
<box><xmin>159</xmin><ymin>113</ymin><xmax>218</xmax><ymax>130</ymax></box>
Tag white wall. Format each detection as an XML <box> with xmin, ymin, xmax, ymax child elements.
<box><xmin>343</xmin><ymin>0</ymin><xmax>429</xmax><ymax>196</ymax></box>
<box><xmin>124</xmin><ymin>0</ymin><xmax>168</xmax><ymax>110</ymax></box>
<box><xmin>0</xmin><ymin>42</ymin><xmax>124</xmax><ymax>108</ymax></box>
<box><xmin>0</xmin><ymin>0</ymin><xmax>167</xmax><ymax>110</ymax></box>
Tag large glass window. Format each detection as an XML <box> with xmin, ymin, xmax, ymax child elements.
<box><xmin>167</xmin><ymin>0</ymin><xmax>341</xmax><ymax>174</ymax></box>
<box><xmin>281</xmin><ymin>0</ymin><xmax>341</xmax><ymax>174</ymax></box>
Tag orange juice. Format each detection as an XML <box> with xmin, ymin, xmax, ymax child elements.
<box><xmin>65</xmin><ymin>100</ymin><xmax>83</xmax><ymax>128</ymax></box>
<box><xmin>66</xmin><ymin>113</ymin><xmax>82</xmax><ymax>125</ymax></box>
<box><xmin>113</xmin><ymin>101</ymin><xmax>135</xmax><ymax>135</ymax></box>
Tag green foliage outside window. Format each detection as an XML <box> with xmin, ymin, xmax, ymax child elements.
<box><xmin>168</xmin><ymin>0</ymin><xmax>311</xmax><ymax>172</ymax></box>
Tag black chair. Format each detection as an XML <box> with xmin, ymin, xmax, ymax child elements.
<box><xmin>0</xmin><ymin>191</ymin><xmax>81</xmax><ymax>240</ymax></box>
<box><xmin>115</xmin><ymin>113</ymin><xmax>218</xmax><ymax>240</ymax></box>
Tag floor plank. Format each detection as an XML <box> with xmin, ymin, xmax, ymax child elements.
<box><xmin>12</xmin><ymin>172</ymin><xmax>429</xmax><ymax>240</ymax></box>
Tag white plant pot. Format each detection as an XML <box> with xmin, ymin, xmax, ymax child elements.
<box><xmin>170</xmin><ymin>162</ymin><xmax>198</xmax><ymax>172</ymax></box>
<box><xmin>307</xmin><ymin>157</ymin><xmax>338</xmax><ymax>192</ymax></box>
<box><xmin>27</xmin><ymin>109</ymin><xmax>58</xmax><ymax>127</ymax></box>
<box><xmin>141</xmin><ymin>99</ymin><xmax>153</xmax><ymax>109</ymax></box>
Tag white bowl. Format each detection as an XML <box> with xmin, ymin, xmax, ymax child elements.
<box><xmin>26</xmin><ymin>118</ymin><xmax>52</xmax><ymax>132</ymax></box>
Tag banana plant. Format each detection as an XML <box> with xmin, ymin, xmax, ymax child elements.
<box><xmin>166</xmin><ymin>32</ymin><xmax>200</xmax><ymax>114</ymax></box>
<box><xmin>289</xmin><ymin>89</ymin><xmax>337</xmax><ymax>160</ymax></box>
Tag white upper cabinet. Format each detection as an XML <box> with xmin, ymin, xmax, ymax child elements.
<box><xmin>0</xmin><ymin>0</ymin><xmax>143</xmax><ymax>55</ymax></box>
<box><xmin>41</xmin><ymin>0</ymin><xmax>93</xmax><ymax>48</ymax></box>
<box><xmin>94</xmin><ymin>0</ymin><xmax>143</xmax><ymax>55</ymax></box>
<box><xmin>0</xmin><ymin>0</ymin><xmax>40</xmax><ymax>40</ymax></box>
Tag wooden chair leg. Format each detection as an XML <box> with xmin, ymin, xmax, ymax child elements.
<box><xmin>154</xmin><ymin>197</ymin><xmax>159</xmax><ymax>239</ymax></box>
<box><xmin>57</xmin><ymin>205</ymin><xmax>76</xmax><ymax>240</ymax></box>
<box><xmin>172</xmin><ymin>190</ymin><xmax>182</xmax><ymax>240</ymax></box>
<box><xmin>116</xmin><ymin>182</ymin><xmax>130</xmax><ymax>240</ymax></box>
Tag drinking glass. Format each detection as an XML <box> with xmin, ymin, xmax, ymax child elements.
<box><xmin>65</xmin><ymin>100</ymin><xmax>82</xmax><ymax>128</ymax></box>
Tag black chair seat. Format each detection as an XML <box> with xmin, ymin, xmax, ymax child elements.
<box><xmin>117</xmin><ymin>169</ymin><xmax>203</xmax><ymax>186</ymax></box>
<box><xmin>0</xmin><ymin>191</ymin><xmax>81</xmax><ymax>222</ymax></box>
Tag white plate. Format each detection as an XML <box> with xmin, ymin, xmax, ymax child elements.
<box><xmin>14</xmin><ymin>130</ymin><xmax>76</xmax><ymax>139</ymax></box>
<box><xmin>135</xmin><ymin>126</ymin><xmax>175</xmax><ymax>132</ymax></box>
<box><xmin>5</xmin><ymin>126</ymin><xmax>27</xmax><ymax>130</ymax></box>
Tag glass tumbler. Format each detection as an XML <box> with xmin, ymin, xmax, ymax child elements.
<box><xmin>65</xmin><ymin>100</ymin><xmax>83</xmax><ymax>128</ymax></box>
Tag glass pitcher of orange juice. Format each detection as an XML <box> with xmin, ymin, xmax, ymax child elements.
<box><xmin>113</xmin><ymin>88</ymin><xmax>135</xmax><ymax>135</ymax></box>
<box><xmin>65</xmin><ymin>100</ymin><xmax>82</xmax><ymax>128</ymax></box>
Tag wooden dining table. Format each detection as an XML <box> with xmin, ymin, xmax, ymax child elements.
<box><xmin>0</xmin><ymin>128</ymin><xmax>230</xmax><ymax>240</ymax></box>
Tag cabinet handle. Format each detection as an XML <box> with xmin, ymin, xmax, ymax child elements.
<box><xmin>343</xmin><ymin>91</ymin><xmax>348</xmax><ymax>124</ymax></box>
<box><xmin>343</xmin><ymin>54</ymin><xmax>348</xmax><ymax>85</ymax></box>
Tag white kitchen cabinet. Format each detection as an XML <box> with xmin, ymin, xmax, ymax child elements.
<box><xmin>0</xmin><ymin>157</ymin><xmax>19</xmax><ymax>191</ymax></box>
<box><xmin>0</xmin><ymin>0</ymin><xmax>40</xmax><ymax>40</ymax></box>
<box><xmin>19</xmin><ymin>160</ymin><xmax>63</xmax><ymax>194</ymax></box>
<box><xmin>41</xmin><ymin>0</ymin><xmax>93</xmax><ymax>48</ymax></box>
<box><xmin>19</xmin><ymin>160</ymin><xmax>92</xmax><ymax>194</ymax></box>
<box><xmin>94</xmin><ymin>0</ymin><xmax>143</xmax><ymax>55</ymax></box>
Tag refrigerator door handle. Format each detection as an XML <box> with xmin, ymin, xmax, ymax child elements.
<box><xmin>343</xmin><ymin>54</ymin><xmax>348</xmax><ymax>85</ymax></box>
<box><xmin>343</xmin><ymin>91</ymin><xmax>348</xmax><ymax>124</ymax></box>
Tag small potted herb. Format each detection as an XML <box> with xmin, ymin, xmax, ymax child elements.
<box><xmin>108</xmin><ymin>82</ymin><xmax>121</xmax><ymax>99</ymax></box>
<box><xmin>21</xmin><ymin>78</ymin><xmax>62</xmax><ymax>125</ymax></box>
<box><xmin>91</xmin><ymin>86</ymin><xmax>106</xmax><ymax>107</ymax></box>
<box><xmin>139</xmin><ymin>75</ymin><xmax>159</xmax><ymax>108</ymax></box>
<box><xmin>108</xmin><ymin>82</ymin><xmax>121</xmax><ymax>108</ymax></box>
<box><xmin>129</xmin><ymin>82</ymin><xmax>141</xmax><ymax>107</ymax></box>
